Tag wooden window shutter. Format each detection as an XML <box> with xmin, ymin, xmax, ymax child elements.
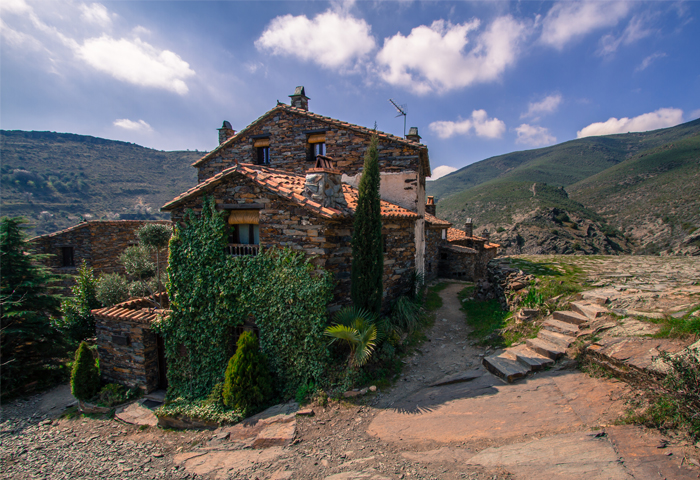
<box><xmin>253</xmin><ymin>138</ymin><xmax>270</xmax><ymax>148</ymax></box>
<box><xmin>228</xmin><ymin>210</ymin><xmax>260</xmax><ymax>225</ymax></box>
<box><xmin>307</xmin><ymin>133</ymin><xmax>326</xmax><ymax>144</ymax></box>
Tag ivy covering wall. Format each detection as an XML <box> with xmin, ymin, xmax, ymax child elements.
<box><xmin>157</xmin><ymin>198</ymin><xmax>334</xmax><ymax>400</ymax></box>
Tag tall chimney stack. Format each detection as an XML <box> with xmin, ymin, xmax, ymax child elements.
<box><xmin>218</xmin><ymin>121</ymin><xmax>235</xmax><ymax>145</ymax></box>
<box><xmin>464</xmin><ymin>218</ymin><xmax>473</xmax><ymax>237</ymax></box>
<box><xmin>289</xmin><ymin>86</ymin><xmax>310</xmax><ymax>111</ymax></box>
<box><xmin>426</xmin><ymin>196</ymin><xmax>436</xmax><ymax>216</ymax></box>
<box><xmin>406</xmin><ymin>126</ymin><xmax>421</xmax><ymax>143</ymax></box>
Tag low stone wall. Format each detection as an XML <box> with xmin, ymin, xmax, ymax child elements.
<box><xmin>96</xmin><ymin>317</ymin><xmax>160</xmax><ymax>393</ymax></box>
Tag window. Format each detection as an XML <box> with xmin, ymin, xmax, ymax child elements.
<box><xmin>228</xmin><ymin>224</ymin><xmax>259</xmax><ymax>245</ymax></box>
<box><xmin>257</xmin><ymin>146</ymin><xmax>270</xmax><ymax>165</ymax></box>
<box><xmin>61</xmin><ymin>246</ymin><xmax>75</xmax><ymax>267</ymax></box>
<box><xmin>441</xmin><ymin>229</ymin><xmax>447</xmax><ymax>240</ymax></box>
<box><xmin>313</xmin><ymin>142</ymin><xmax>326</xmax><ymax>157</ymax></box>
<box><xmin>307</xmin><ymin>133</ymin><xmax>326</xmax><ymax>161</ymax></box>
<box><xmin>227</xmin><ymin>210</ymin><xmax>260</xmax><ymax>256</ymax></box>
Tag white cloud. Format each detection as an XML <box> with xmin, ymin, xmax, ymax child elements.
<box><xmin>515</xmin><ymin>124</ymin><xmax>557</xmax><ymax>147</ymax></box>
<box><xmin>428</xmin><ymin>165</ymin><xmax>458</xmax><ymax>181</ymax></box>
<box><xmin>635</xmin><ymin>52</ymin><xmax>666</xmax><ymax>72</ymax></box>
<box><xmin>429</xmin><ymin>110</ymin><xmax>505</xmax><ymax>139</ymax></box>
<box><xmin>577</xmin><ymin>108</ymin><xmax>684</xmax><ymax>138</ymax></box>
<box><xmin>113</xmin><ymin>119</ymin><xmax>153</xmax><ymax>132</ymax></box>
<box><xmin>76</xmin><ymin>36</ymin><xmax>195</xmax><ymax>94</ymax></box>
<box><xmin>598</xmin><ymin>14</ymin><xmax>654</xmax><ymax>56</ymax></box>
<box><xmin>521</xmin><ymin>93</ymin><xmax>562</xmax><ymax>119</ymax></box>
<box><xmin>80</xmin><ymin>3</ymin><xmax>112</xmax><ymax>28</ymax></box>
<box><xmin>376</xmin><ymin>16</ymin><xmax>529</xmax><ymax>94</ymax></box>
<box><xmin>540</xmin><ymin>2</ymin><xmax>630</xmax><ymax>50</ymax></box>
<box><xmin>255</xmin><ymin>10</ymin><xmax>376</xmax><ymax>70</ymax></box>
<box><xmin>1</xmin><ymin>0</ymin><xmax>195</xmax><ymax>95</ymax></box>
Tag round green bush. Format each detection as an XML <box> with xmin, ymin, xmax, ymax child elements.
<box><xmin>70</xmin><ymin>341</ymin><xmax>100</xmax><ymax>401</ymax></box>
<box><xmin>222</xmin><ymin>331</ymin><xmax>273</xmax><ymax>416</ymax></box>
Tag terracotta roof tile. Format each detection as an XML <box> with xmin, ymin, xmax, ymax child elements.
<box><xmin>92</xmin><ymin>293</ymin><xmax>169</xmax><ymax>325</ymax></box>
<box><xmin>425</xmin><ymin>213</ymin><xmax>451</xmax><ymax>227</ymax></box>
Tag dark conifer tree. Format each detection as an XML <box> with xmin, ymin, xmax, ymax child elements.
<box><xmin>1</xmin><ymin>217</ymin><xmax>65</xmax><ymax>396</ymax></box>
<box><xmin>222</xmin><ymin>331</ymin><xmax>273</xmax><ymax>416</ymax></box>
<box><xmin>351</xmin><ymin>135</ymin><xmax>383</xmax><ymax>314</ymax></box>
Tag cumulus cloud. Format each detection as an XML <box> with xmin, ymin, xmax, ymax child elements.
<box><xmin>114</xmin><ymin>119</ymin><xmax>153</xmax><ymax>132</ymax></box>
<box><xmin>540</xmin><ymin>1</ymin><xmax>630</xmax><ymax>50</ymax></box>
<box><xmin>376</xmin><ymin>16</ymin><xmax>529</xmax><ymax>94</ymax></box>
<box><xmin>521</xmin><ymin>93</ymin><xmax>562</xmax><ymax>119</ymax></box>
<box><xmin>429</xmin><ymin>110</ymin><xmax>506</xmax><ymax>139</ymax></box>
<box><xmin>635</xmin><ymin>52</ymin><xmax>666</xmax><ymax>72</ymax></box>
<box><xmin>1</xmin><ymin>0</ymin><xmax>195</xmax><ymax>95</ymax></box>
<box><xmin>428</xmin><ymin>165</ymin><xmax>458</xmax><ymax>181</ymax></box>
<box><xmin>576</xmin><ymin>108</ymin><xmax>684</xmax><ymax>138</ymax></box>
<box><xmin>515</xmin><ymin>124</ymin><xmax>557</xmax><ymax>147</ymax></box>
<box><xmin>77</xmin><ymin>36</ymin><xmax>195</xmax><ymax>95</ymax></box>
<box><xmin>255</xmin><ymin>10</ymin><xmax>376</xmax><ymax>70</ymax></box>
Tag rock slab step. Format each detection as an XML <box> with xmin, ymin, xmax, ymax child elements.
<box><xmin>538</xmin><ymin>329</ymin><xmax>576</xmax><ymax>349</ymax></box>
<box><xmin>553</xmin><ymin>310</ymin><xmax>588</xmax><ymax>326</ymax></box>
<box><xmin>429</xmin><ymin>370</ymin><xmax>482</xmax><ymax>387</ymax></box>
<box><xmin>509</xmin><ymin>345</ymin><xmax>554</xmax><ymax>371</ymax></box>
<box><xmin>542</xmin><ymin>318</ymin><xmax>579</xmax><ymax>336</ymax></box>
<box><xmin>526</xmin><ymin>338</ymin><xmax>566</xmax><ymax>360</ymax></box>
<box><xmin>482</xmin><ymin>354</ymin><xmax>529</xmax><ymax>382</ymax></box>
<box><xmin>571</xmin><ymin>301</ymin><xmax>608</xmax><ymax>320</ymax></box>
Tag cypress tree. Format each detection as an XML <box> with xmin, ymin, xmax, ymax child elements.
<box><xmin>222</xmin><ymin>331</ymin><xmax>273</xmax><ymax>416</ymax></box>
<box><xmin>1</xmin><ymin>217</ymin><xmax>66</xmax><ymax>397</ymax></box>
<box><xmin>70</xmin><ymin>341</ymin><xmax>100</xmax><ymax>401</ymax></box>
<box><xmin>351</xmin><ymin>135</ymin><xmax>383</xmax><ymax>314</ymax></box>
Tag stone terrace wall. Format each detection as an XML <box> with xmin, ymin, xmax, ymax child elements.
<box><xmin>30</xmin><ymin>220</ymin><xmax>171</xmax><ymax>276</ymax></box>
<box><xmin>168</xmin><ymin>175</ymin><xmax>416</xmax><ymax>311</ymax></box>
<box><xmin>96</xmin><ymin>318</ymin><xmax>159</xmax><ymax>393</ymax></box>
<box><xmin>197</xmin><ymin>109</ymin><xmax>425</xmax><ymax>183</ymax></box>
<box><xmin>438</xmin><ymin>245</ymin><xmax>499</xmax><ymax>281</ymax></box>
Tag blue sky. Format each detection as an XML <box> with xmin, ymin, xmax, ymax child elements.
<box><xmin>2</xmin><ymin>0</ymin><xmax>699</xmax><ymax>179</ymax></box>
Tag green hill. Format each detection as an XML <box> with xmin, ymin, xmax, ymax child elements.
<box><xmin>427</xmin><ymin>118</ymin><xmax>700</xmax><ymax>255</ymax></box>
<box><xmin>0</xmin><ymin>130</ymin><xmax>202</xmax><ymax>236</ymax></box>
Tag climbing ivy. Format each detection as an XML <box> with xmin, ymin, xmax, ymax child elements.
<box><xmin>156</xmin><ymin>197</ymin><xmax>334</xmax><ymax>400</ymax></box>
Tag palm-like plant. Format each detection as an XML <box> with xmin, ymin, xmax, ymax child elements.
<box><xmin>324</xmin><ymin>307</ymin><xmax>379</xmax><ymax>368</ymax></box>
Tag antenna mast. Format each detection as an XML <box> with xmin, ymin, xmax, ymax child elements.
<box><xmin>388</xmin><ymin>98</ymin><xmax>407</xmax><ymax>137</ymax></box>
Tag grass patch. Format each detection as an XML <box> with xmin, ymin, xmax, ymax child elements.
<box><xmin>425</xmin><ymin>282</ymin><xmax>449</xmax><ymax>311</ymax></box>
<box><xmin>507</xmin><ymin>256</ymin><xmax>586</xmax><ymax>301</ymax></box>
<box><xmin>156</xmin><ymin>397</ymin><xmax>243</xmax><ymax>425</ymax></box>
<box><xmin>650</xmin><ymin>309</ymin><xmax>700</xmax><ymax>339</ymax></box>
<box><xmin>459</xmin><ymin>287</ymin><xmax>511</xmax><ymax>347</ymax></box>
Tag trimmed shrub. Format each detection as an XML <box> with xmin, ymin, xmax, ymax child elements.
<box><xmin>96</xmin><ymin>273</ymin><xmax>129</xmax><ymax>307</ymax></box>
<box><xmin>222</xmin><ymin>331</ymin><xmax>273</xmax><ymax>416</ymax></box>
<box><xmin>70</xmin><ymin>342</ymin><xmax>100</xmax><ymax>401</ymax></box>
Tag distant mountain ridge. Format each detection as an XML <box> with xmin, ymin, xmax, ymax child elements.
<box><xmin>427</xmin><ymin>118</ymin><xmax>700</xmax><ymax>255</ymax></box>
<box><xmin>1</xmin><ymin>130</ymin><xmax>202</xmax><ymax>236</ymax></box>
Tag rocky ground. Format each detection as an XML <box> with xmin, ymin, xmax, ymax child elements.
<box><xmin>2</xmin><ymin>257</ymin><xmax>700</xmax><ymax>479</ymax></box>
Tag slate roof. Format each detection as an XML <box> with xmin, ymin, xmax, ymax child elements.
<box><xmin>92</xmin><ymin>293</ymin><xmax>169</xmax><ymax>325</ymax></box>
<box><xmin>446</xmin><ymin>227</ymin><xmax>500</xmax><ymax>249</ymax></box>
<box><xmin>425</xmin><ymin>213</ymin><xmax>452</xmax><ymax>227</ymax></box>
<box><xmin>191</xmin><ymin>103</ymin><xmax>430</xmax><ymax>176</ymax></box>
<box><xmin>29</xmin><ymin>220</ymin><xmax>171</xmax><ymax>241</ymax></box>
<box><xmin>162</xmin><ymin>164</ymin><xmax>419</xmax><ymax>220</ymax></box>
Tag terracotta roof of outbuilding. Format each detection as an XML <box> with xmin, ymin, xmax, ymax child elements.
<box><xmin>425</xmin><ymin>213</ymin><xmax>452</xmax><ymax>227</ymax></box>
<box><xmin>92</xmin><ymin>293</ymin><xmax>170</xmax><ymax>325</ymax></box>
<box><xmin>162</xmin><ymin>164</ymin><xmax>419</xmax><ymax>220</ymax></box>
<box><xmin>191</xmin><ymin>103</ymin><xmax>430</xmax><ymax>176</ymax></box>
<box><xmin>446</xmin><ymin>227</ymin><xmax>500</xmax><ymax>249</ymax></box>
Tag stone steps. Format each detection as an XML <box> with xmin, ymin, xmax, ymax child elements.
<box><xmin>482</xmin><ymin>352</ymin><xmax>530</xmax><ymax>382</ymax></box>
<box><xmin>510</xmin><ymin>344</ymin><xmax>554</xmax><ymax>371</ymax></box>
<box><xmin>570</xmin><ymin>301</ymin><xmax>608</xmax><ymax>320</ymax></box>
<box><xmin>542</xmin><ymin>318</ymin><xmax>580</xmax><ymax>336</ymax></box>
<box><xmin>552</xmin><ymin>310</ymin><xmax>588</xmax><ymax>326</ymax></box>
<box><xmin>526</xmin><ymin>337</ymin><xmax>567</xmax><ymax>360</ymax></box>
<box><xmin>538</xmin><ymin>329</ymin><xmax>576</xmax><ymax>349</ymax></box>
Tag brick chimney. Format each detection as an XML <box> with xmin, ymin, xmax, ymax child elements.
<box><xmin>289</xmin><ymin>86</ymin><xmax>310</xmax><ymax>111</ymax></box>
<box><xmin>304</xmin><ymin>156</ymin><xmax>345</xmax><ymax>208</ymax></box>
<box><xmin>464</xmin><ymin>218</ymin><xmax>473</xmax><ymax>237</ymax></box>
<box><xmin>426</xmin><ymin>196</ymin><xmax>436</xmax><ymax>216</ymax></box>
<box><xmin>406</xmin><ymin>126</ymin><xmax>421</xmax><ymax>143</ymax></box>
<box><xmin>218</xmin><ymin>121</ymin><xmax>235</xmax><ymax>145</ymax></box>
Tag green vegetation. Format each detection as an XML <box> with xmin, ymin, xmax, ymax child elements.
<box><xmin>458</xmin><ymin>286</ymin><xmax>511</xmax><ymax>347</ymax></box>
<box><xmin>137</xmin><ymin>223</ymin><xmax>172</xmax><ymax>300</ymax></box>
<box><xmin>156</xmin><ymin>392</ymin><xmax>242</xmax><ymax>425</ymax></box>
<box><xmin>222</xmin><ymin>331</ymin><xmax>274</xmax><ymax>416</ymax></box>
<box><xmin>56</xmin><ymin>263</ymin><xmax>100</xmax><ymax>344</ymax></box>
<box><xmin>1</xmin><ymin>216</ymin><xmax>67</xmax><ymax>398</ymax></box>
<box><xmin>70</xmin><ymin>341</ymin><xmax>100</xmax><ymax>401</ymax></box>
<box><xmin>0</xmin><ymin>130</ymin><xmax>201</xmax><ymax>237</ymax></box>
<box><xmin>158</xmin><ymin>197</ymin><xmax>333</xmax><ymax>400</ymax></box>
<box><xmin>325</xmin><ymin>307</ymin><xmax>379</xmax><ymax>368</ymax></box>
<box><xmin>95</xmin><ymin>273</ymin><xmax>129</xmax><ymax>307</ymax></box>
<box><xmin>650</xmin><ymin>309</ymin><xmax>700</xmax><ymax>338</ymax></box>
<box><xmin>507</xmin><ymin>257</ymin><xmax>585</xmax><ymax>301</ymax></box>
<box><xmin>425</xmin><ymin>282</ymin><xmax>448</xmax><ymax>311</ymax></box>
<box><xmin>97</xmin><ymin>383</ymin><xmax>140</xmax><ymax>407</ymax></box>
<box><xmin>351</xmin><ymin>135</ymin><xmax>383</xmax><ymax>314</ymax></box>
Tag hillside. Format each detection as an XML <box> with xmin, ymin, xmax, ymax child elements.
<box><xmin>427</xmin><ymin>118</ymin><xmax>700</xmax><ymax>255</ymax></box>
<box><xmin>0</xmin><ymin>131</ymin><xmax>202</xmax><ymax>236</ymax></box>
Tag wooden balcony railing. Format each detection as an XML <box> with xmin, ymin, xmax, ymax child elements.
<box><xmin>225</xmin><ymin>243</ymin><xmax>259</xmax><ymax>256</ymax></box>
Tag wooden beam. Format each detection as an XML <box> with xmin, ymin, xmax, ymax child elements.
<box><xmin>216</xmin><ymin>203</ymin><xmax>264</xmax><ymax>210</ymax></box>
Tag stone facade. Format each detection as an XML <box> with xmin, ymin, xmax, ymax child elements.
<box><xmin>30</xmin><ymin>220</ymin><xmax>171</xmax><ymax>276</ymax></box>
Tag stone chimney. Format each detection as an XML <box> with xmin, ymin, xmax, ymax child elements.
<box><xmin>289</xmin><ymin>86</ymin><xmax>310</xmax><ymax>111</ymax></box>
<box><xmin>481</xmin><ymin>229</ymin><xmax>490</xmax><ymax>243</ymax></box>
<box><xmin>218</xmin><ymin>121</ymin><xmax>235</xmax><ymax>145</ymax></box>
<box><xmin>426</xmin><ymin>196</ymin><xmax>436</xmax><ymax>216</ymax></box>
<box><xmin>464</xmin><ymin>218</ymin><xmax>473</xmax><ymax>237</ymax></box>
<box><xmin>406</xmin><ymin>126</ymin><xmax>421</xmax><ymax>143</ymax></box>
<box><xmin>304</xmin><ymin>156</ymin><xmax>345</xmax><ymax>208</ymax></box>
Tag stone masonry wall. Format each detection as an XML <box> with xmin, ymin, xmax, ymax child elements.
<box><xmin>30</xmin><ymin>220</ymin><xmax>171</xmax><ymax>276</ymax></box>
<box><xmin>424</xmin><ymin>228</ymin><xmax>443</xmax><ymax>282</ymax></box>
<box><xmin>438</xmin><ymin>245</ymin><xmax>499</xmax><ymax>281</ymax></box>
<box><xmin>168</xmin><ymin>175</ymin><xmax>416</xmax><ymax>311</ymax></box>
<box><xmin>197</xmin><ymin>109</ymin><xmax>425</xmax><ymax>185</ymax></box>
<box><xmin>96</xmin><ymin>318</ymin><xmax>160</xmax><ymax>393</ymax></box>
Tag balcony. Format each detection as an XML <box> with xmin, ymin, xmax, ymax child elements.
<box><xmin>226</xmin><ymin>243</ymin><xmax>259</xmax><ymax>256</ymax></box>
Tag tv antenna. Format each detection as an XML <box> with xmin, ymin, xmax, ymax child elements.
<box><xmin>388</xmin><ymin>98</ymin><xmax>407</xmax><ymax>137</ymax></box>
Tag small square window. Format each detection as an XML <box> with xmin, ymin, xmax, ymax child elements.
<box><xmin>61</xmin><ymin>246</ymin><xmax>75</xmax><ymax>267</ymax></box>
<box><xmin>257</xmin><ymin>146</ymin><xmax>270</xmax><ymax>165</ymax></box>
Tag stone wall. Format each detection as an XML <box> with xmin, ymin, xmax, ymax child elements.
<box><xmin>438</xmin><ymin>244</ymin><xmax>499</xmax><ymax>281</ymax></box>
<box><xmin>96</xmin><ymin>318</ymin><xmax>160</xmax><ymax>393</ymax></box>
<box><xmin>30</xmin><ymin>220</ymin><xmax>171</xmax><ymax>277</ymax></box>
<box><xmin>168</xmin><ymin>175</ymin><xmax>416</xmax><ymax>311</ymax></box>
<box><xmin>196</xmin><ymin>109</ymin><xmax>426</xmax><ymax>187</ymax></box>
<box><xmin>424</xmin><ymin>228</ymin><xmax>443</xmax><ymax>282</ymax></box>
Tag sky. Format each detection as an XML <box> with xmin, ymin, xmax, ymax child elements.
<box><xmin>2</xmin><ymin>0</ymin><xmax>699</xmax><ymax>180</ymax></box>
